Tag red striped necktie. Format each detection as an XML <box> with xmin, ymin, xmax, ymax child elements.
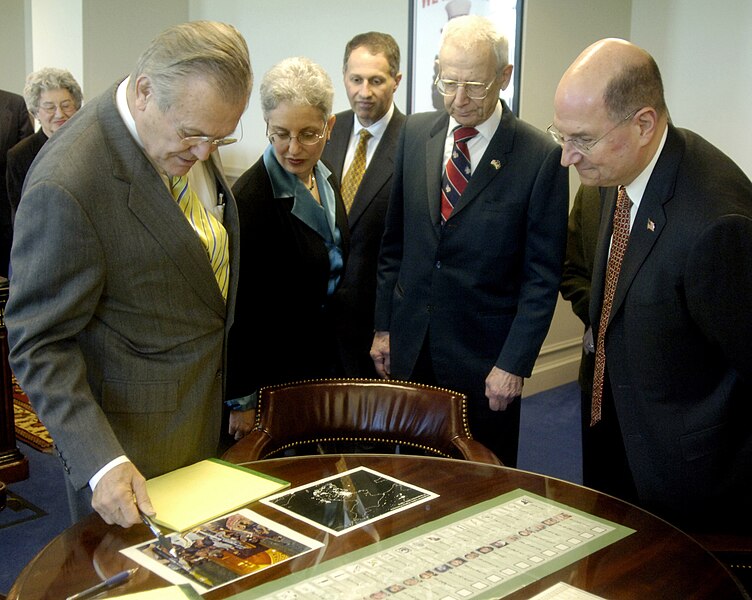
<box><xmin>441</xmin><ymin>126</ymin><xmax>478</xmax><ymax>222</ymax></box>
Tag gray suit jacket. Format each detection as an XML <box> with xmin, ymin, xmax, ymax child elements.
<box><xmin>322</xmin><ymin>108</ymin><xmax>405</xmax><ymax>377</ymax></box>
<box><xmin>6</xmin><ymin>83</ymin><xmax>239</xmax><ymax>490</ymax></box>
<box><xmin>590</xmin><ymin>124</ymin><xmax>752</xmax><ymax>529</ymax></box>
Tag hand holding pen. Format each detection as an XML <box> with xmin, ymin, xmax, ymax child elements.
<box><xmin>91</xmin><ymin>462</ymin><xmax>154</xmax><ymax>528</ymax></box>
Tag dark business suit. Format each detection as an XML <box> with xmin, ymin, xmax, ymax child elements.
<box><xmin>6</xmin><ymin>128</ymin><xmax>47</xmax><ymax>221</ymax></box>
<box><xmin>0</xmin><ymin>89</ymin><xmax>33</xmax><ymax>275</ymax></box>
<box><xmin>590</xmin><ymin>124</ymin><xmax>752</xmax><ymax>532</ymax></box>
<box><xmin>7</xmin><ymin>83</ymin><xmax>239</xmax><ymax>504</ymax></box>
<box><xmin>227</xmin><ymin>155</ymin><xmax>350</xmax><ymax>400</ymax></box>
<box><xmin>375</xmin><ymin>101</ymin><xmax>569</xmax><ymax>465</ymax></box>
<box><xmin>322</xmin><ymin>107</ymin><xmax>404</xmax><ymax>377</ymax></box>
<box><xmin>560</xmin><ymin>186</ymin><xmax>617</xmax><ymax>492</ymax></box>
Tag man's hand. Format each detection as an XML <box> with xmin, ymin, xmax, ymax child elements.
<box><xmin>91</xmin><ymin>462</ymin><xmax>153</xmax><ymax>527</ymax></box>
<box><xmin>486</xmin><ymin>367</ymin><xmax>523</xmax><ymax>411</ymax></box>
<box><xmin>582</xmin><ymin>326</ymin><xmax>595</xmax><ymax>354</ymax></box>
<box><xmin>370</xmin><ymin>331</ymin><xmax>391</xmax><ymax>379</ymax></box>
<box><xmin>229</xmin><ymin>409</ymin><xmax>256</xmax><ymax>441</ymax></box>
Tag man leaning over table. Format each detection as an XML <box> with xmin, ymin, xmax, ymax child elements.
<box><xmin>552</xmin><ymin>38</ymin><xmax>752</xmax><ymax>532</ymax></box>
<box><xmin>6</xmin><ymin>21</ymin><xmax>253</xmax><ymax>527</ymax></box>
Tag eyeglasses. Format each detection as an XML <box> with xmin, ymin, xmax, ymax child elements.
<box><xmin>434</xmin><ymin>76</ymin><xmax>495</xmax><ymax>100</ymax></box>
<box><xmin>178</xmin><ymin>120</ymin><xmax>243</xmax><ymax>148</ymax></box>
<box><xmin>547</xmin><ymin>108</ymin><xmax>642</xmax><ymax>155</ymax></box>
<box><xmin>266</xmin><ymin>122</ymin><xmax>328</xmax><ymax>146</ymax></box>
<box><xmin>38</xmin><ymin>100</ymin><xmax>77</xmax><ymax>115</ymax></box>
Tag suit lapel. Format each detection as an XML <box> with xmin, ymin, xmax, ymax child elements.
<box><xmin>426</xmin><ymin>112</ymin><xmax>450</xmax><ymax>226</ymax></box>
<box><xmin>98</xmin><ymin>85</ymin><xmax>228</xmax><ymax>317</ymax></box>
<box><xmin>607</xmin><ymin>126</ymin><xmax>682</xmax><ymax>322</ymax></box>
<box><xmin>348</xmin><ymin>109</ymin><xmax>405</xmax><ymax>226</ymax></box>
<box><xmin>325</xmin><ymin>110</ymin><xmax>352</xmax><ymax>183</ymax></box>
<box><xmin>447</xmin><ymin>101</ymin><xmax>515</xmax><ymax>219</ymax></box>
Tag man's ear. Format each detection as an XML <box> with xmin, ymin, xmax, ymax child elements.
<box><xmin>133</xmin><ymin>76</ymin><xmax>154</xmax><ymax>112</ymax></box>
<box><xmin>498</xmin><ymin>64</ymin><xmax>514</xmax><ymax>91</ymax></box>
<box><xmin>635</xmin><ymin>106</ymin><xmax>659</xmax><ymax>146</ymax></box>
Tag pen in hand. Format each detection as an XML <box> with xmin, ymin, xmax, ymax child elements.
<box><xmin>65</xmin><ymin>567</ymin><xmax>138</xmax><ymax>600</ymax></box>
<box><xmin>139</xmin><ymin>509</ymin><xmax>177</xmax><ymax>557</ymax></box>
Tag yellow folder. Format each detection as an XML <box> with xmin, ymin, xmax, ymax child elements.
<box><xmin>145</xmin><ymin>458</ymin><xmax>289</xmax><ymax>532</ymax></box>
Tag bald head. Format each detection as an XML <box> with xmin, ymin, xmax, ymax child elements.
<box><xmin>557</xmin><ymin>38</ymin><xmax>666</xmax><ymax>123</ymax></box>
<box><xmin>551</xmin><ymin>39</ymin><xmax>668</xmax><ymax>187</ymax></box>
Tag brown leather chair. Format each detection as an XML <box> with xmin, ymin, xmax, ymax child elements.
<box><xmin>222</xmin><ymin>378</ymin><xmax>501</xmax><ymax>466</ymax></box>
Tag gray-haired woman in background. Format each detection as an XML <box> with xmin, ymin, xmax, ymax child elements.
<box><xmin>6</xmin><ymin>67</ymin><xmax>83</xmax><ymax>218</ymax></box>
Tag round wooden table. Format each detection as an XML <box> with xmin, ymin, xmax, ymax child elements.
<box><xmin>8</xmin><ymin>454</ymin><xmax>745</xmax><ymax>598</ymax></box>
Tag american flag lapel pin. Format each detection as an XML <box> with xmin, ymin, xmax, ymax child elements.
<box><xmin>491</xmin><ymin>159</ymin><xmax>501</xmax><ymax>170</ymax></box>
<box><xmin>647</xmin><ymin>219</ymin><xmax>655</xmax><ymax>232</ymax></box>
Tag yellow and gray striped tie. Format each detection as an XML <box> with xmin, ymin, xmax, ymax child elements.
<box><xmin>170</xmin><ymin>175</ymin><xmax>229</xmax><ymax>300</ymax></box>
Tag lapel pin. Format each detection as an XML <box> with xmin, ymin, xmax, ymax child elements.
<box><xmin>491</xmin><ymin>159</ymin><xmax>501</xmax><ymax>170</ymax></box>
<box><xmin>647</xmin><ymin>219</ymin><xmax>655</xmax><ymax>232</ymax></box>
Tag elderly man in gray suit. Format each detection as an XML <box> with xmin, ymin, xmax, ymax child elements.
<box><xmin>6</xmin><ymin>21</ymin><xmax>253</xmax><ymax>527</ymax></box>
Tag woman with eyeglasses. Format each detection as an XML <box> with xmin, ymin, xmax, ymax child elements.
<box><xmin>225</xmin><ymin>57</ymin><xmax>349</xmax><ymax>437</ymax></box>
<box><xmin>6</xmin><ymin>68</ymin><xmax>83</xmax><ymax>219</ymax></box>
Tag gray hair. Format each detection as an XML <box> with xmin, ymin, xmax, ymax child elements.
<box><xmin>260</xmin><ymin>57</ymin><xmax>333</xmax><ymax>122</ymax></box>
<box><xmin>23</xmin><ymin>68</ymin><xmax>83</xmax><ymax>115</ymax></box>
<box><xmin>603</xmin><ymin>54</ymin><xmax>668</xmax><ymax>121</ymax></box>
<box><xmin>131</xmin><ymin>20</ymin><xmax>252</xmax><ymax>111</ymax></box>
<box><xmin>440</xmin><ymin>15</ymin><xmax>509</xmax><ymax>73</ymax></box>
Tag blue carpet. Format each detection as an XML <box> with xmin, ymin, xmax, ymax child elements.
<box><xmin>0</xmin><ymin>380</ymin><xmax>582</xmax><ymax>595</ymax></box>
<box><xmin>517</xmin><ymin>381</ymin><xmax>582</xmax><ymax>484</ymax></box>
<box><xmin>0</xmin><ymin>443</ymin><xmax>70</xmax><ymax>594</ymax></box>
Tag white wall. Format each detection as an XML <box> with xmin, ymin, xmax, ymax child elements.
<box><xmin>631</xmin><ymin>0</ymin><xmax>752</xmax><ymax>177</ymax></box>
<box><xmin>190</xmin><ymin>0</ymin><xmax>409</xmax><ymax>175</ymax></box>
<box><xmin>30</xmin><ymin>0</ymin><xmax>83</xmax><ymax>87</ymax></box>
<box><xmin>0</xmin><ymin>0</ymin><xmax>30</xmax><ymax>92</ymax></box>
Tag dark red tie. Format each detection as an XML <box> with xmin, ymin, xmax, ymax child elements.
<box><xmin>591</xmin><ymin>186</ymin><xmax>632</xmax><ymax>425</ymax></box>
<box><xmin>441</xmin><ymin>127</ymin><xmax>478</xmax><ymax>222</ymax></box>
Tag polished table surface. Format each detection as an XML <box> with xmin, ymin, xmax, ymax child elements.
<box><xmin>9</xmin><ymin>454</ymin><xmax>745</xmax><ymax>599</ymax></box>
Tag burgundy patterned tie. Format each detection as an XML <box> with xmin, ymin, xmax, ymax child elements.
<box><xmin>591</xmin><ymin>186</ymin><xmax>632</xmax><ymax>425</ymax></box>
<box><xmin>441</xmin><ymin>126</ymin><xmax>478</xmax><ymax>222</ymax></box>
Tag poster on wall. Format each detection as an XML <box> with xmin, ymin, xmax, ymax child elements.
<box><xmin>408</xmin><ymin>0</ymin><xmax>522</xmax><ymax>115</ymax></box>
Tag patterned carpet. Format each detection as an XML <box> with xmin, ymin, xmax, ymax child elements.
<box><xmin>12</xmin><ymin>377</ymin><xmax>53</xmax><ymax>452</ymax></box>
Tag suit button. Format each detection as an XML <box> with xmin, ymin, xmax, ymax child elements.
<box><xmin>435</xmin><ymin>260</ymin><xmax>441</xmax><ymax>269</ymax></box>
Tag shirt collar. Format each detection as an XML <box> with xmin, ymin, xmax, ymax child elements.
<box><xmin>352</xmin><ymin>103</ymin><xmax>395</xmax><ymax>142</ymax></box>
<box><xmin>263</xmin><ymin>144</ymin><xmax>337</xmax><ymax>241</ymax></box>
<box><xmin>448</xmin><ymin>99</ymin><xmax>502</xmax><ymax>141</ymax></box>
<box><xmin>625</xmin><ymin>124</ymin><xmax>669</xmax><ymax>204</ymax></box>
<box><xmin>116</xmin><ymin>76</ymin><xmax>143</xmax><ymax>150</ymax></box>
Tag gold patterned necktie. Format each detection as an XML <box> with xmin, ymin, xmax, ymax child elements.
<box><xmin>591</xmin><ymin>186</ymin><xmax>632</xmax><ymax>425</ymax></box>
<box><xmin>341</xmin><ymin>129</ymin><xmax>372</xmax><ymax>212</ymax></box>
<box><xmin>170</xmin><ymin>175</ymin><xmax>229</xmax><ymax>300</ymax></box>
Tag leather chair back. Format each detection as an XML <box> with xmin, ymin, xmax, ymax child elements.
<box><xmin>222</xmin><ymin>379</ymin><xmax>501</xmax><ymax>465</ymax></box>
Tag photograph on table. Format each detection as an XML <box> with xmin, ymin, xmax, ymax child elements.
<box><xmin>262</xmin><ymin>466</ymin><xmax>439</xmax><ymax>536</ymax></box>
<box><xmin>120</xmin><ymin>509</ymin><xmax>324</xmax><ymax>594</ymax></box>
